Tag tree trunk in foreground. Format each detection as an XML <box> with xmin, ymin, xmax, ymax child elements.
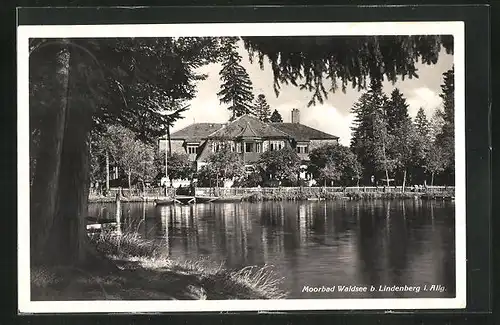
<box><xmin>30</xmin><ymin>45</ymin><xmax>70</xmax><ymax>266</ymax></box>
<box><xmin>49</xmin><ymin>87</ymin><xmax>92</xmax><ymax>265</ymax></box>
<box><xmin>31</xmin><ymin>42</ymin><xmax>97</xmax><ymax>267</ymax></box>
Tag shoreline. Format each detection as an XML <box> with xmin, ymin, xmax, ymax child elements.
<box><xmin>88</xmin><ymin>196</ymin><xmax>162</xmax><ymax>203</ymax></box>
<box><xmin>88</xmin><ymin>191</ymin><xmax>454</xmax><ymax>204</ymax></box>
<box><xmin>244</xmin><ymin>191</ymin><xmax>454</xmax><ymax>202</ymax></box>
<box><xmin>31</xmin><ymin>231</ymin><xmax>287</xmax><ymax>301</ymax></box>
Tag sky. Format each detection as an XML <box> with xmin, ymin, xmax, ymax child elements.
<box><xmin>171</xmin><ymin>40</ymin><xmax>454</xmax><ymax>146</ymax></box>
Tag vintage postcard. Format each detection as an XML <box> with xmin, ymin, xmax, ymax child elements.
<box><xmin>18</xmin><ymin>20</ymin><xmax>465</xmax><ymax>313</ymax></box>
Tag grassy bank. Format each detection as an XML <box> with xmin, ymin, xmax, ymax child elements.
<box><xmin>32</xmin><ymin>231</ymin><xmax>287</xmax><ymax>301</ymax></box>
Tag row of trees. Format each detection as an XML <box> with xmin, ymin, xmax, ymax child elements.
<box><xmin>350</xmin><ymin>67</ymin><xmax>454</xmax><ymax>187</ymax></box>
<box><xmin>90</xmin><ymin>125</ymin><xmax>196</xmax><ymax>192</ymax></box>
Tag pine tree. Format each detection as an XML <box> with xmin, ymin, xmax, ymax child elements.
<box><xmin>254</xmin><ymin>93</ymin><xmax>271</xmax><ymax>122</ymax></box>
<box><xmin>386</xmin><ymin>88</ymin><xmax>411</xmax><ymax>133</ymax></box>
<box><xmin>434</xmin><ymin>66</ymin><xmax>455</xmax><ymax>184</ymax></box>
<box><xmin>217</xmin><ymin>38</ymin><xmax>255</xmax><ymax>120</ymax></box>
<box><xmin>440</xmin><ymin>67</ymin><xmax>455</xmax><ymax>129</ymax></box>
<box><xmin>386</xmin><ymin>88</ymin><xmax>414</xmax><ymax>189</ymax></box>
<box><xmin>350</xmin><ymin>93</ymin><xmax>375</xmax><ymax>184</ymax></box>
<box><xmin>412</xmin><ymin>108</ymin><xmax>431</xmax><ymax>185</ymax></box>
<box><xmin>372</xmin><ymin>109</ymin><xmax>397</xmax><ymax>186</ymax></box>
<box><xmin>350</xmin><ymin>78</ymin><xmax>392</xmax><ymax>185</ymax></box>
<box><xmin>414</xmin><ymin>107</ymin><xmax>430</xmax><ymax>139</ymax></box>
<box><xmin>269</xmin><ymin>109</ymin><xmax>283</xmax><ymax>123</ymax></box>
<box><xmin>437</xmin><ymin>68</ymin><xmax>455</xmax><ymax>162</ymax></box>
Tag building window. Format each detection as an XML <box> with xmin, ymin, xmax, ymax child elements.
<box><xmin>187</xmin><ymin>145</ymin><xmax>197</xmax><ymax>155</ymax></box>
<box><xmin>245</xmin><ymin>142</ymin><xmax>254</xmax><ymax>153</ymax></box>
<box><xmin>270</xmin><ymin>141</ymin><xmax>284</xmax><ymax>151</ymax></box>
<box><xmin>296</xmin><ymin>145</ymin><xmax>308</xmax><ymax>154</ymax></box>
<box><xmin>212</xmin><ymin>142</ymin><xmax>219</xmax><ymax>152</ymax></box>
<box><xmin>256</xmin><ymin>143</ymin><xmax>262</xmax><ymax>153</ymax></box>
<box><xmin>236</xmin><ymin>142</ymin><xmax>242</xmax><ymax>153</ymax></box>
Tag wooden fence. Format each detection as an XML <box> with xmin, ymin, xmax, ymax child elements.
<box><xmin>90</xmin><ymin>187</ymin><xmax>176</xmax><ymax>198</ymax></box>
<box><xmin>90</xmin><ymin>185</ymin><xmax>454</xmax><ymax>199</ymax></box>
<box><xmin>195</xmin><ymin>186</ymin><xmax>455</xmax><ymax>197</ymax></box>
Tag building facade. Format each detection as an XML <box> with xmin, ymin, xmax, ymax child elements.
<box><xmin>159</xmin><ymin>109</ymin><xmax>339</xmax><ymax>175</ymax></box>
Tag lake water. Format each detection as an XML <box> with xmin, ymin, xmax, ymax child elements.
<box><xmin>88</xmin><ymin>199</ymin><xmax>456</xmax><ymax>299</ymax></box>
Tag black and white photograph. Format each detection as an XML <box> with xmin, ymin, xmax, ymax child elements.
<box><xmin>18</xmin><ymin>21</ymin><xmax>465</xmax><ymax>312</ymax></box>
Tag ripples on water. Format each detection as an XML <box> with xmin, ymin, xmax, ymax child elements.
<box><xmin>88</xmin><ymin>199</ymin><xmax>455</xmax><ymax>299</ymax></box>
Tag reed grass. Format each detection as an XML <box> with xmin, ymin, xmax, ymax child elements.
<box><xmin>32</xmin><ymin>229</ymin><xmax>287</xmax><ymax>301</ymax></box>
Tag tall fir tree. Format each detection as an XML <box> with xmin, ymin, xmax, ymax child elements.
<box><xmin>386</xmin><ymin>88</ymin><xmax>411</xmax><ymax>132</ymax></box>
<box><xmin>440</xmin><ymin>66</ymin><xmax>455</xmax><ymax>130</ymax></box>
<box><xmin>422</xmin><ymin>65</ymin><xmax>455</xmax><ymax>186</ymax></box>
<box><xmin>412</xmin><ymin>107</ymin><xmax>431</xmax><ymax>185</ymax></box>
<box><xmin>217</xmin><ymin>38</ymin><xmax>255</xmax><ymax>120</ymax></box>
<box><xmin>254</xmin><ymin>93</ymin><xmax>271</xmax><ymax>122</ymax></box>
<box><xmin>269</xmin><ymin>109</ymin><xmax>283</xmax><ymax>123</ymax></box>
<box><xmin>350</xmin><ymin>78</ymin><xmax>393</xmax><ymax>184</ymax></box>
<box><xmin>372</xmin><ymin>109</ymin><xmax>397</xmax><ymax>186</ymax></box>
<box><xmin>350</xmin><ymin>92</ymin><xmax>374</xmax><ymax>183</ymax></box>
<box><xmin>435</xmin><ymin>66</ymin><xmax>455</xmax><ymax>182</ymax></box>
<box><xmin>414</xmin><ymin>107</ymin><xmax>430</xmax><ymax>138</ymax></box>
<box><xmin>386</xmin><ymin>88</ymin><xmax>414</xmax><ymax>189</ymax></box>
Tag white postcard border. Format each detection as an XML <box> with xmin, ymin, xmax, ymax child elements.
<box><xmin>17</xmin><ymin>21</ymin><xmax>466</xmax><ymax>313</ymax></box>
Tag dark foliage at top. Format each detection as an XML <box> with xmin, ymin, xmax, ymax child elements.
<box><xmin>242</xmin><ymin>35</ymin><xmax>453</xmax><ymax>106</ymax></box>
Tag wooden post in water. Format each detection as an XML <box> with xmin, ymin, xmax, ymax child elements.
<box><xmin>116</xmin><ymin>189</ymin><xmax>122</xmax><ymax>234</ymax></box>
<box><xmin>165</xmin><ymin>144</ymin><xmax>169</xmax><ymax>197</ymax></box>
<box><xmin>105</xmin><ymin>151</ymin><xmax>110</xmax><ymax>193</ymax></box>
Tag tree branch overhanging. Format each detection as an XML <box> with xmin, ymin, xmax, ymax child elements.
<box><xmin>242</xmin><ymin>35</ymin><xmax>453</xmax><ymax>106</ymax></box>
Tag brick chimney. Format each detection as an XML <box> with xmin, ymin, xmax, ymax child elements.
<box><xmin>291</xmin><ymin>108</ymin><xmax>300</xmax><ymax>124</ymax></box>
